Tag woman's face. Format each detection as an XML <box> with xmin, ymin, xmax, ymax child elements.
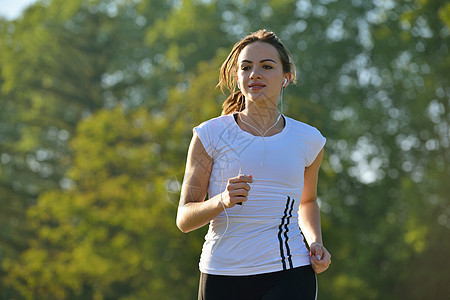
<box><xmin>237</xmin><ymin>41</ymin><xmax>288</xmax><ymax>105</ymax></box>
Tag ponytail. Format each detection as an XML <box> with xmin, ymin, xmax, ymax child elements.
<box><xmin>221</xmin><ymin>91</ymin><xmax>245</xmax><ymax>115</ymax></box>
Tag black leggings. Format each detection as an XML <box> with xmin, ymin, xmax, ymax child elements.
<box><xmin>198</xmin><ymin>265</ymin><xmax>317</xmax><ymax>300</ymax></box>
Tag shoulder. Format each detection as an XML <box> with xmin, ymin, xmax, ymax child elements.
<box><xmin>192</xmin><ymin>114</ymin><xmax>236</xmax><ymax>159</ymax></box>
<box><xmin>193</xmin><ymin>115</ymin><xmax>234</xmax><ymax>156</ymax></box>
<box><xmin>195</xmin><ymin>114</ymin><xmax>233</xmax><ymax>131</ymax></box>
<box><xmin>285</xmin><ymin>116</ymin><xmax>325</xmax><ymax>139</ymax></box>
<box><xmin>285</xmin><ymin>116</ymin><xmax>326</xmax><ymax>166</ymax></box>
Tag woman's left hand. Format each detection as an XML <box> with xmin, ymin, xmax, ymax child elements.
<box><xmin>309</xmin><ymin>242</ymin><xmax>331</xmax><ymax>274</ymax></box>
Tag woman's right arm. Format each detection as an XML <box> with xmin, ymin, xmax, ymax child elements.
<box><xmin>176</xmin><ymin>132</ymin><xmax>252</xmax><ymax>233</ymax></box>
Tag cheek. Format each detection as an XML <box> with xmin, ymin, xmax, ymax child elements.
<box><xmin>237</xmin><ymin>74</ymin><xmax>248</xmax><ymax>87</ymax></box>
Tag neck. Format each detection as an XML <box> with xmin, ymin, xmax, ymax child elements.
<box><xmin>239</xmin><ymin>102</ymin><xmax>282</xmax><ymax>137</ymax></box>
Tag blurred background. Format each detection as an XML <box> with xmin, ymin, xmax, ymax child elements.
<box><xmin>0</xmin><ymin>0</ymin><xmax>449</xmax><ymax>299</ymax></box>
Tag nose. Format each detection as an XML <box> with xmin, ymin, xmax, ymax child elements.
<box><xmin>250</xmin><ymin>68</ymin><xmax>262</xmax><ymax>80</ymax></box>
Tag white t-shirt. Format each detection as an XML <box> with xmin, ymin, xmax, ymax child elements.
<box><xmin>193</xmin><ymin>114</ymin><xmax>326</xmax><ymax>276</ymax></box>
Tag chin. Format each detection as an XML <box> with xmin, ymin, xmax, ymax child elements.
<box><xmin>247</xmin><ymin>93</ymin><xmax>274</xmax><ymax>104</ymax></box>
<box><xmin>246</xmin><ymin>92</ymin><xmax>265</xmax><ymax>101</ymax></box>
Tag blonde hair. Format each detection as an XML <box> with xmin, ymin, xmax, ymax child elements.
<box><xmin>218</xmin><ymin>29</ymin><xmax>297</xmax><ymax>115</ymax></box>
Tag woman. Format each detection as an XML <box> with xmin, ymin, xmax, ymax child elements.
<box><xmin>177</xmin><ymin>29</ymin><xmax>331</xmax><ymax>300</ymax></box>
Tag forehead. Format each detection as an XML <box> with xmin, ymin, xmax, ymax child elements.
<box><xmin>238</xmin><ymin>41</ymin><xmax>281</xmax><ymax>64</ymax></box>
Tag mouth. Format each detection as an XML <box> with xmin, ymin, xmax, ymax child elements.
<box><xmin>248</xmin><ymin>83</ymin><xmax>266</xmax><ymax>90</ymax></box>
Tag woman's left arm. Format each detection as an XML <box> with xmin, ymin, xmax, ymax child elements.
<box><xmin>299</xmin><ymin>148</ymin><xmax>331</xmax><ymax>274</ymax></box>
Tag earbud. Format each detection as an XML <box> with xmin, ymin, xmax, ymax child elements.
<box><xmin>283</xmin><ymin>78</ymin><xmax>287</xmax><ymax>87</ymax></box>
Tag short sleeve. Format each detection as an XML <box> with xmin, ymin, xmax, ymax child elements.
<box><xmin>193</xmin><ymin>122</ymin><xmax>215</xmax><ymax>159</ymax></box>
<box><xmin>306</xmin><ymin>129</ymin><xmax>326</xmax><ymax>167</ymax></box>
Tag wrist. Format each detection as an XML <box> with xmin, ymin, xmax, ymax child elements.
<box><xmin>309</xmin><ymin>240</ymin><xmax>323</xmax><ymax>247</ymax></box>
<box><xmin>215</xmin><ymin>192</ymin><xmax>227</xmax><ymax>211</ymax></box>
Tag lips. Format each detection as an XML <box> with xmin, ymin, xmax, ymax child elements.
<box><xmin>248</xmin><ymin>83</ymin><xmax>266</xmax><ymax>90</ymax></box>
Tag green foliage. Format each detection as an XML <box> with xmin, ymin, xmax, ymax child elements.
<box><xmin>4</xmin><ymin>106</ymin><xmax>205</xmax><ymax>299</ymax></box>
<box><xmin>0</xmin><ymin>0</ymin><xmax>448</xmax><ymax>299</ymax></box>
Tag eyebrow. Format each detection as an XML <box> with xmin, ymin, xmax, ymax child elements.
<box><xmin>240</xmin><ymin>59</ymin><xmax>278</xmax><ymax>64</ymax></box>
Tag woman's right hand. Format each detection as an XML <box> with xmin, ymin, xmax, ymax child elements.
<box><xmin>221</xmin><ymin>175</ymin><xmax>253</xmax><ymax>208</ymax></box>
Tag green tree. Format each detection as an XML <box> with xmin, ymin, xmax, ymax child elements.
<box><xmin>4</xmin><ymin>106</ymin><xmax>206</xmax><ymax>299</ymax></box>
<box><xmin>1</xmin><ymin>0</ymin><xmax>448</xmax><ymax>299</ymax></box>
<box><xmin>0</xmin><ymin>0</ymin><xmax>169</xmax><ymax>296</ymax></box>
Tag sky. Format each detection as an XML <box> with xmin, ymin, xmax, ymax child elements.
<box><xmin>0</xmin><ymin>0</ymin><xmax>38</xmax><ymax>20</ymax></box>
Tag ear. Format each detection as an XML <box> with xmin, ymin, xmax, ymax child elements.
<box><xmin>283</xmin><ymin>73</ymin><xmax>292</xmax><ymax>88</ymax></box>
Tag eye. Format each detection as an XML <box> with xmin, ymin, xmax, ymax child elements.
<box><xmin>263</xmin><ymin>64</ymin><xmax>273</xmax><ymax>69</ymax></box>
<box><xmin>241</xmin><ymin>65</ymin><xmax>251</xmax><ymax>71</ymax></box>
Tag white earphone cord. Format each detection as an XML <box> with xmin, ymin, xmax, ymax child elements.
<box><xmin>212</xmin><ymin>113</ymin><xmax>282</xmax><ymax>254</ymax></box>
<box><xmin>211</xmin><ymin>84</ymin><xmax>285</xmax><ymax>254</ymax></box>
